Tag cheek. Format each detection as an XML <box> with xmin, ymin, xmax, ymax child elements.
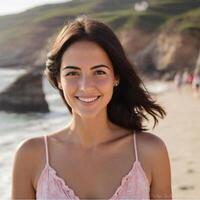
<box><xmin>95</xmin><ymin>77</ymin><xmax>114</xmax><ymax>91</ymax></box>
<box><xmin>60</xmin><ymin>76</ymin><xmax>114</xmax><ymax>93</ymax></box>
<box><xmin>60</xmin><ymin>79</ymin><xmax>77</xmax><ymax>103</ymax></box>
<box><xmin>60</xmin><ymin>79</ymin><xmax>77</xmax><ymax>90</ymax></box>
<box><xmin>95</xmin><ymin>79</ymin><xmax>114</xmax><ymax>103</ymax></box>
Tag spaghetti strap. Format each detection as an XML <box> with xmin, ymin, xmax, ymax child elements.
<box><xmin>37</xmin><ymin>132</ymin><xmax>150</xmax><ymax>199</ymax></box>
<box><xmin>44</xmin><ymin>135</ymin><xmax>49</xmax><ymax>166</ymax></box>
<box><xmin>133</xmin><ymin>132</ymin><xmax>138</xmax><ymax>162</ymax></box>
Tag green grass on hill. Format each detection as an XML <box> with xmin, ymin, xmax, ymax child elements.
<box><xmin>0</xmin><ymin>0</ymin><xmax>199</xmax><ymax>44</ymax></box>
<box><xmin>164</xmin><ymin>8</ymin><xmax>200</xmax><ymax>32</ymax></box>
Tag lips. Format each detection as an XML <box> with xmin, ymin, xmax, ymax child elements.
<box><xmin>75</xmin><ymin>96</ymin><xmax>101</xmax><ymax>103</ymax></box>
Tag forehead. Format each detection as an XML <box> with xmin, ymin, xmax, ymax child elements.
<box><xmin>61</xmin><ymin>40</ymin><xmax>113</xmax><ymax>69</ymax></box>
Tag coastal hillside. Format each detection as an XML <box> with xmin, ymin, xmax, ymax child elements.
<box><xmin>0</xmin><ymin>0</ymin><xmax>199</xmax><ymax>112</ymax></box>
<box><xmin>0</xmin><ymin>0</ymin><xmax>199</xmax><ymax>71</ymax></box>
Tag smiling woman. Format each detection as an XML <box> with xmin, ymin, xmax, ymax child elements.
<box><xmin>11</xmin><ymin>16</ymin><xmax>172</xmax><ymax>199</ymax></box>
<box><xmin>57</xmin><ymin>40</ymin><xmax>118</xmax><ymax>119</ymax></box>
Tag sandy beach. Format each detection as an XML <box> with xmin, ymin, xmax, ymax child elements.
<box><xmin>1</xmin><ymin>81</ymin><xmax>200</xmax><ymax>199</ymax></box>
<box><xmin>150</xmin><ymin>82</ymin><xmax>200</xmax><ymax>199</ymax></box>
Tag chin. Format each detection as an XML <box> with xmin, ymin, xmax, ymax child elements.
<box><xmin>75</xmin><ymin>108</ymin><xmax>107</xmax><ymax>119</ymax></box>
<box><xmin>78</xmin><ymin>112</ymin><xmax>100</xmax><ymax>119</ymax></box>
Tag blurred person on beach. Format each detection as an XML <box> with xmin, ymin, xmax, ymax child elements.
<box><xmin>192</xmin><ymin>70</ymin><xmax>200</xmax><ymax>97</ymax></box>
<box><xmin>186</xmin><ymin>71</ymin><xmax>193</xmax><ymax>85</ymax></box>
<box><xmin>182</xmin><ymin>70</ymin><xmax>190</xmax><ymax>85</ymax></box>
<box><xmin>182</xmin><ymin>69</ymin><xmax>194</xmax><ymax>92</ymax></box>
<box><xmin>174</xmin><ymin>71</ymin><xmax>182</xmax><ymax>92</ymax></box>
<box><xmin>11</xmin><ymin>16</ymin><xmax>172</xmax><ymax>200</ymax></box>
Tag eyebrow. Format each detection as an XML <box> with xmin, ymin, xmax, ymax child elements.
<box><xmin>62</xmin><ymin>64</ymin><xmax>110</xmax><ymax>70</ymax></box>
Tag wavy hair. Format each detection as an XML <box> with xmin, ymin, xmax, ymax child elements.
<box><xmin>44</xmin><ymin>16</ymin><xmax>166</xmax><ymax>131</ymax></box>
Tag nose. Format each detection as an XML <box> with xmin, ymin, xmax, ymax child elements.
<box><xmin>79</xmin><ymin>76</ymin><xmax>95</xmax><ymax>91</ymax></box>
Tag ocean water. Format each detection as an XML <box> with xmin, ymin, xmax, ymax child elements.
<box><xmin>0</xmin><ymin>68</ymin><xmax>71</xmax><ymax>199</ymax></box>
<box><xmin>0</xmin><ymin>69</ymin><xmax>170</xmax><ymax>199</ymax></box>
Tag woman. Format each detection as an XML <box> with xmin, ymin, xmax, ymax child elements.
<box><xmin>12</xmin><ymin>16</ymin><xmax>172</xmax><ymax>199</ymax></box>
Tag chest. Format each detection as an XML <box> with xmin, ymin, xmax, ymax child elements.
<box><xmin>35</xmin><ymin>135</ymin><xmax>151</xmax><ymax>199</ymax></box>
<box><xmin>50</xmin><ymin>145</ymin><xmax>135</xmax><ymax>198</ymax></box>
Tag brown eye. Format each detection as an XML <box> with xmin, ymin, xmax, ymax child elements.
<box><xmin>95</xmin><ymin>70</ymin><xmax>106</xmax><ymax>75</ymax></box>
<box><xmin>65</xmin><ymin>72</ymin><xmax>79</xmax><ymax>76</ymax></box>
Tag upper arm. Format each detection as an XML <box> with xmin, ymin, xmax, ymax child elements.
<box><xmin>11</xmin><ymin>138</ymin><xmax>39</xmax><ymax>199</ymax></box>
<box><xmin>150</xmin><ymin>136</ymin><xmax>172</xmax><ymax>200</ymax></box>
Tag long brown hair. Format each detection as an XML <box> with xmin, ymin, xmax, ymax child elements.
<box><xmin>45</xmin><ymin>16</ymin><xmax>166</xmax><ymax>131</ymax></box>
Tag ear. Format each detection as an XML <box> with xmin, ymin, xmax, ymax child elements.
<box><xmin>115</xmin><ymin>76</ymin><xmax>120</xmax><ymax>83</ymax></box>
<box><xmin>58</xmin><ymin>81</ymin><xmax>62</xmax><ymax>90</ymax></box>
<box><xmin>115</xmin><ymin>75</ymin><xmax>120</xmax><ymax>82</ymax></box>
<box><xmin>114</xmin><ymin>77</ymin><xmax>120</xmax><ymax>87</ymax></box>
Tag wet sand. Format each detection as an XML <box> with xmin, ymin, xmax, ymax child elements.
<box><xmin>149</xmin><ymin>82</ymin><xmax>200</xmax><ymax>199</ymax></box>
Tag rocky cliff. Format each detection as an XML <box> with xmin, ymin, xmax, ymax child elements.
<box><xmin>0</xmin><ymin>66</ymin><xmax>49</xmax><ymax>113</ymax></box>
<box><xmin>133</xmin><ymin>29</ymin><xmax>200</xmax><ymax>79</ymax></box>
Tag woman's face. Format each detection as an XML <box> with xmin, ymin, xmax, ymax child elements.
<box><xmin>58</xmin><ymin>40</ymin><xmax>118</xmax><ymax>118</ymax></box>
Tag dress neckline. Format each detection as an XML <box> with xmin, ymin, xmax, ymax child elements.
<box><xmin>37</xmin><ymin>132</ymin><xmax>150</xmax><ymax>199</ymax></box>
<box><xmin>40</xmin><ymin>160</ymin><xmax>144</xmax><ymax>200</ymax></box>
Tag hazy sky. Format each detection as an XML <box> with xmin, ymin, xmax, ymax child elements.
<box><xmin>0</xmin><ymin>0</ymin><xmax>71</xmax><ymax>16</ymax></box>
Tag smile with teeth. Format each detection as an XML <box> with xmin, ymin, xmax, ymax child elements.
<box><xmin>76</xmin><ymin>96</ymin><xmax>100</xmax><ymax>103</ymax></box>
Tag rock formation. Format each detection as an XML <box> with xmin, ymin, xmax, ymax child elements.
<box><xmin>133</xmin><ymin>29</ymin><xmax>200</xmax><ymax>79</ymax></box>
<box><xmin>0</xmin><ymin>66</ymin><xmax>49</xmax><ymax>113</ymax></box>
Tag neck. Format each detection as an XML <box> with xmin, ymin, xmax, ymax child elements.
<box><xmin>66</xmin><ymin>110</ymin><xmax>121</xmax><ymax>150</ymax></box>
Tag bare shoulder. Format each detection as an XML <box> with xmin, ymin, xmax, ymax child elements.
<box><xmin>136</xmin><ymin>132</ymin><xmax>171</xmax><ymax>190</ymax></box>
<box><xmin>137</xmin><ymin>131</ymin><xmax>168</xmax><ymax>153</ymax></box>
<box><xmin>136</xmin><ymin>131</ymin><xmax>170</xmax><ymax>169</ymax></box>
<box><xmin>13</xmin><ymin>136</ymin><xmax>46</xmax><ymax>173</ymax></box>
<box><xmin>15</xmin><ymin>136</ymin><xmax>44</xmax><ymax>159</ymax></box>
<box><xmin>12</xmin><ymin>136</ymin><xmax>46</xmax><ymax>198</ymax></box>
<box><xmin>137</xmin><ymin>133</ymin><xmax>172</xmax><ymax>198</ymax></box>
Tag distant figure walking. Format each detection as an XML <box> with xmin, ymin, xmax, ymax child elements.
<box><xmin>187</xmin><ymin>72</ymin><xmax>193</xmax><ymax>85</ymax></box>
<box><xmin>174</xmin><ymin>71</ymin><xmax>182</xmax><ymax>91</ymax></box>
<box><xmin>182</xmin><ymin>71</ymin><xmax>187</xmax><ymax>85</ymax></box>
<box><xmin>192</xmin><ymin>73</ymin><xmax>200</xmax><ymax>97</ymax></box>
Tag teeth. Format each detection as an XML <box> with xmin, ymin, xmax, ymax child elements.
<box><xmin>77</xmin><ymin>96</ymin><xmax>99</xmax><ymax>103</ymax></box>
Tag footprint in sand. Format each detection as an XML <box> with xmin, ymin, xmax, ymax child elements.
<box><xmin>179</xmin><ymin>185</ymin><xmax>194</xmax><ymax>191</ymax></box>
<box><xmin>187</xmin><ymin>168</ymin><xmax>195</xmax><ymax>174</ymax></box>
